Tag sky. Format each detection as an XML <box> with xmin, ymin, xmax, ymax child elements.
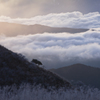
<box><xmin>0</xmin><ymin>0</ymin><xmax>100</xmax><ymax>69</ymax></box>
<box><xmin>0</xmin><ymin>0</ymin><xmax>100</xmax><ymax>18</ymax></box>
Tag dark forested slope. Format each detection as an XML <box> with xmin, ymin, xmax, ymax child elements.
<box><xmin>0</xmin><ymin>45</ymin><xmax>71</xmax><ymax>89</ymax></box>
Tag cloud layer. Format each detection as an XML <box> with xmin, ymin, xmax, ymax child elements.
<box><xmin>0</xmin><ymin>12</ymin><xmax>100</xmax><ymax>29</ymax></box>
<box><xmin>0</xmin><ymin>30</ymin><xmax>100</xmax><ymax>69</ymax></box>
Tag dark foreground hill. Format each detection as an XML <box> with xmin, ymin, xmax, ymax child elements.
<box><xmin>0</xmin><ymin>22</ymin><xmax>88</xmax><ymax>37</ymax></box>
<box><xmin>50</xmin><ymin>64</ymin><xmax>100</xmax><ymax>89</ymax></box>
<box><xmin>0</xmin><ymin>45</ymin><xmax>71</xmax><ymax>89</ymax></box>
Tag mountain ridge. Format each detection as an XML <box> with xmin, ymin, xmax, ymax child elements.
<box><xmin>0</xmin><ymin>22</ymin><xmax>89</xmax><ymax>37</ymax></box>
<box><xmin>50</xmin><ymin>63</ymin><xmax>100</xmax><ymax>89</ymax></box>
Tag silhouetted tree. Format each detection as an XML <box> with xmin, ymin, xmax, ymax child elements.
<box><xmin>31</xmin><ymin>59</ymin><xmax>42</xmax><ymax>65</ymax></box>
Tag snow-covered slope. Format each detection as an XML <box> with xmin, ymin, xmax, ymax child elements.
<box><xmin>0</xmin><ymin>45</ymin><xmax>71</xmax><ymax>89</ymax></box>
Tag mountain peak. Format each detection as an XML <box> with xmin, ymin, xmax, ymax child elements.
<box><xmin>50</xmin><ymin>63</ymin><xmax>100</xmax><ymax>89</ymax></box>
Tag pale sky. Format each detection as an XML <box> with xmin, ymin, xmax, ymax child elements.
<box><xmin>0</xmin><ymin>0</ymin><xmax>100</xmax><ymax>18</ymax></box>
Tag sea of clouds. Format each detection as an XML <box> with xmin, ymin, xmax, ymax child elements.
<box><xmin>0</xmin><ymin>29</ymin><xmax>100</xmax><ymax>69</ymax></box>
<box><xmin>0</xmin><ymin>11</ymin><xmax>100</xmax><ymax>29</ymax></box>
<box><xmin>0</xmin><ymin>11</ymin><xmax>100</xmax><ymax>68</ymax></box>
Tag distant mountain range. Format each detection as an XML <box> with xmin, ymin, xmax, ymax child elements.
<box><xmin>50</xmin><ymin>64</ymin><xmax>100</xmax><ymax>89</ymax></box>
<box><xmin>0</xmin><ymin>22</ymin><xmax>88</xmax><ymax>37</ymax></box>
<box><xmin>0</xmin><ymin>45</ymin><xmax>71</xmax><ymax>89</ymax></box>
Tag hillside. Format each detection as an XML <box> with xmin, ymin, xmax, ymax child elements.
<box><xmin>50</xmin><ymin>64</ymin><xmax>100</xmax><ymax>89</ymax></box>
<box><xmin>0</xmin><ymin>22</ymin><xmax>88</xmax><ymax>37</ymax></box>
<box><xmin>0</xmin><ymin>45</ymin><xmax>71</xmax><ymax>89</ymax></box>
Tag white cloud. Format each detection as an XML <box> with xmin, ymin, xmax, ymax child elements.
<box><xmin>0</xmin><ymin>12</ymin><xmax>100</xmax><ymax>29</ymax></box>
<box><xmin>0</xmin><ymin>30</ymin><xmax>100</xmax><ymax>69</ymax></box>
